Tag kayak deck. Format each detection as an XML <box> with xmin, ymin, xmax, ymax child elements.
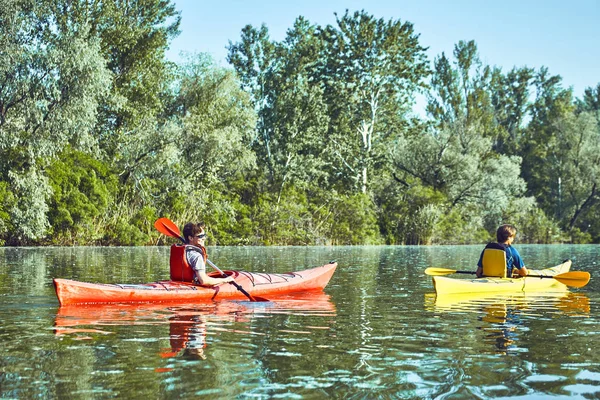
<box><xmin>54</xmin><ymin>262</ymin><xmax>337</xmax><ymax>305</ymax></box>
<box><xmin>432</xmin><ymin>260</ymin><xmax>571</xmax><ymax>295</ymax></box>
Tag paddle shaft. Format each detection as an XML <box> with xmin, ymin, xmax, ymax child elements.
<box><xmin>450</xmin><ymin>270</ymin><xmax>571</xmax><ymax>280</ymax></box>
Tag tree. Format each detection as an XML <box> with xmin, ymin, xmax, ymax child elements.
<box><xmin>545</xmin><ymin>111</ymin><xmax>600</xmax><ymax>233</ymax></box>
<box><xmin>228</xmin><ymin>18</ymin><xmax>330</xmax><ymax>199</ymax></box>
<box><xmin>389</xmin><ymin>40</ymin><xmax>535</xmax><ymax>244</ymax></box>
<box><xmin>0</xmin><ymin>0</ymin><xmax>111</xmax><ymax>242</ymax></box>
<box><xmin>392</xmin><ymin>121</ymin><xmax>532</xmax><ymax>243</ymax></box>
<box><xmin>577</xmin><ymin>83</ymin><xmax>600</xmax><ymax>129</ymax></box>
<box><xmin>520</xmin><ymin>68</ymin><xmax>574</xmax><ymax>214</ymax></box>
<box><xmin>321</xmin><ymin>10</ymin><xmax>430</xmax><ymax>193</ymax></box>
<box><xmin>229</xmin><ymin>11</ymin><xmax>430</xmax><ymax>195</ymax></box>
<box><xmin>489</xmin><ymin>66</ymin><xmax>535</xmax><ymax>154</ymax></box>
<box><xmin>227</xmin><ymin>24</ymin><xmax>278</xmax><ymax>178</ymax></box>
<box><xmin>46</xmin><ymin>149</ymin><xmax>118</xmax><ymax>244</ymax></box>
<box><xmin>88</xmin><ymin>0</ymin><xmax>181</xmax><ymax>160</ymax></box>
<box><xmin>426</xmin><ymin>41</ymin><xmax>496</xmax><ymax>138</ymax></box>
<box><xmin>577</xmin><ymin>83</ymin><xmax>600</xmax><ymax>113</ymax></box>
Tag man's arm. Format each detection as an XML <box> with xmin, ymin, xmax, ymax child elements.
<box><xmin>515</xmin><ymin>266</ymin><xmax>528</xmax><ymax>277</ymax></box>
<box><xmin>195</xmin><ymin>270</ymin><xmax>234</xmax><ymax>286</ymax></box>
<box><xmin>187</xmin><ymin>248</ymin><xmax>234</xmax><ymax>286</ymax></box>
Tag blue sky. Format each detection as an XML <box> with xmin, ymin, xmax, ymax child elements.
<box><xmin>166</xmin><ymin>0</ymin><xmax>599</xmax><ymax>99</ymax></box>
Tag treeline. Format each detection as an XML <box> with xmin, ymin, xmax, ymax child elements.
<box><xmin>1</xmin><ymin>1</ymin><xmax>599</xmax><ymax>246</ymax></box>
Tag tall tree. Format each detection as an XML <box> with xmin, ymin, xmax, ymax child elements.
<box><xmin>489</xmin><ymin>66</ymin><xmax>535</xmax><ymax>154</ymax></box>
<box><xmin>227</xmin><ymin>24</ymin><xmax>277</xmax><ymax>178</ymax></box>
<box><xmin>114</xmin><ymin>54</ymin><xmax>257</xmax><ymax>220</ymax></box>
<box><xmin>426</xmin><ymin>41</ymin><xmax>495</xmax><ymax>136</ymax></box>
<box><xmin>577</xmin><ymin>83</ymin><xmax>600</xmax><ymax>113</ymax></box>
<box><xmin>520</xmin><ymin>68</ymin><xmax>574</xmax><ymax>212</ymax></box>
<box><xmin>536</xmin><ymin>111</ymin><xmax>600</xmax><ymax>235</ymax></box>
<box><xmin>49</xmin><ymin>0</ymin><xmax>181</xmax><ymax>161</ymax></box>
<box><xmin>390</xmin><ymin>40</ymin><xmax>534</xmax><ymax>243</ymax></box>
<box><xmin>321</xmin><ymin>10</ymin><xmax>430</xmax><ymax>193</ymax></box>
<box><xmin>0</xmin><ymin>0</ymin><xmax>111</xmax><ymax>242</ymax></box>
<box><xmin>228</xmin><ymin>18</ymin><xmax>330</xmax><ymax>198</ymax></box>
<box><xmin>577</xmin><ymin>83</ymin><xmax>600</xmax><ymax>128</ymax></box>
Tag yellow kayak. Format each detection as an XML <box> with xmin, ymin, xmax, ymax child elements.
<box><xmin>432</xmin><ymin>260</ymin><xmax>571</xmax><ymax>295</ymax></box>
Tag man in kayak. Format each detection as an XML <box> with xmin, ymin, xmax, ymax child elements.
<box><xmin>475</xmin><ymin>224</ymin><xmax>529</xmax><ymax>278</ymax></box>
<box><xmin>183</xmin><ymin>222</ymin><xmax>234</xmax><ymax>286</ymax></box>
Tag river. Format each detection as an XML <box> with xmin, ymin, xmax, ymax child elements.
<box><xmin>0</xmin><ymin>245</ymin><xmax>598</xmax><ymax>398</ymax></box>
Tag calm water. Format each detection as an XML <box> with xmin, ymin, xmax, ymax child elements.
<box><xmin>0</xmin><ymin>245</ymin><xmax>599</xmax><ymax>399</ymax></box>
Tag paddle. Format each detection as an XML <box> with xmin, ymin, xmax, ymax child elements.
<box><xmin>154</xmin><ymin>217</ymin><xmax>268</xmax><ymax>301</ymax></box>
<box><xmin>424</xmin><ymin>267</ymin><xmax>591</xmax><ymax>288</ymax></box>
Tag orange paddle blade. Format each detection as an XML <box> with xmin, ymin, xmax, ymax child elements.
<box><xmin>154</xmin><ymin>218</ymin><xmax>184</xmax><ymax>242</ymax></box>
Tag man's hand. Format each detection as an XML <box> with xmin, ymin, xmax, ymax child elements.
<box><xmin>475</xmin><ymin>266</ymin><xmax>483</xmax><ymax>278</ymax></box>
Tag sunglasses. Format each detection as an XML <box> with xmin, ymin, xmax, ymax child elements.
<box><xmin>195</xmin><ymin>233</ymin><xmax>207</xmax><ymax>239</ymax></box>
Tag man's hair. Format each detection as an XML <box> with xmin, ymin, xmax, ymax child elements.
<box><xmin>183</xmin><ymin>222</ymin><xmax>206</xmax><ymax>242</ymax></box>
<box><xmin>496</xmin><ymin>224</ymin><xmax>517</xmax><ymax>242</ymax></box>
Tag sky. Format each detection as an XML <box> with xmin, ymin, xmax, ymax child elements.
<box><xmin>166</xmin><ymin>0</ymin><xmax>599</xmax><ymax>100</ymax></box>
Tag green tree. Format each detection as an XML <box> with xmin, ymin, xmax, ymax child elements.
<box><xmin>227</xmin><ymin>24</ymin><xmax>278</xmax><ymax>177</ymax></box>
<box><xmin>546</xmin><ymin>111</ymin><xmax>600</xmax><ymax>235</ymax></box>
<box><xmin>321</xmin><ymin>10</ymin><xmax>429</xmax><ymax>193</ymax></box>
<box><xmin>228</xmin><ymin>18</ymin><xmax>330</xmax><ymax>198</ymax></box>
<box><xmin>389</xmin><ymin>40</ymin><xmax>535</xmax><ymax>244</ymax></box>
<box><xmin>577</xmin><ymin>83</ymin><xmax>600</xmax><ymax>129</ymax></box>
<box><xmin>392</xmin><ymin>123</ymin><xmax>533</xmax><ymax>243</ymax></box>
<box><xmin>489</xmin><ymin>66</ymin><xmax>535</xmax><ymax>154</ymax></box>
<box><xmin>520</xmin><ymin>68</ymin><xmax>574</xmax><ymax>215</ymax></box>
<box><xmin>229</xmin><ymin>11</ymin><xmax>430</xmax><ymax>195</ymax></box>
<box><xmin>88</xmin><ymin>0</ymin><xmax>181</xmax><ymax>160</ymax></box>
<box><xmin>0</xmin><ymin>0</ymin><xmax>111</xmax><ymax>242</ymax></box>
<box><xmin>577</xmin><ymin>83</ymin><xmax>600</xmax><ymax>113</ymax></box>
<box><xmin>114</xmin><ymin>53</ymin><xmax>257</xmax><ymax>238</ymax></box>
<box><xmin>426</xmin><ymin>41</ymin><xmax>496</xmax><ymax>138</ymax></box>
<box><xmin>46</xmin><ymin>149</ymin><xmax>118</xmax><ymax>244</ymax></box>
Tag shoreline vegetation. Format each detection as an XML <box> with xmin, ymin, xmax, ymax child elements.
<box><xmin>2</xmin><ymin>3</ymin><xmax>599</xmax><ymax>247</ymax></box>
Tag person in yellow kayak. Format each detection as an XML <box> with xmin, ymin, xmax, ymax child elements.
<box><xmin>475</xmin><ymin>224</ymin><xmax>529</xmax><ymax>278</ymax></box>
<box><xmin>183</xmin><ymin>222</ymin><xmax>234</xmax><ymax>286</ymax></box>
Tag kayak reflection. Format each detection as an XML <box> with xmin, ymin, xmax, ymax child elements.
<box><xmin>425</xmin><ymin>287</ymin><xmax>590</xmax><ymax>315</ymax></box>
<box><xmin>54</xmin><ymin>292</ymin><xmax>336</xmax><ymax>359</ymax></box>
<box><xmin>424</xmin><ymin>288</ymin><xmax>590</xmax><ymax>354</ymax></box>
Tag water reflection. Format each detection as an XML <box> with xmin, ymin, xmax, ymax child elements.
<box><xmin>54</xmin><ymin>292</ymin><xmax>336</xmax><ymax>363</ymax></box>
<box><xmin>425</xmin><ymin>289</ymin><xmax>590</xmax><ymax>354</ymax></box>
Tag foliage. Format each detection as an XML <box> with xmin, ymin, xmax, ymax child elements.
<box><xmin>46</xmin><ymin>149</ymin><xmax>118</xmax><ymax>244</ymax></box>
<box><xmin>326</xmin><ymin>192</ymin><xmax>382</xmax><ymax>245</ymax></box>
<box><xmin>515</xmin><ymin>208</ymin><xmax>564</xmax><ymax>244</ymax></box>
<box><xmin>319</xmin><ymin>11</ymin><xmax>430</xmax><ymax>194</ymax></box>
<box><xmin>1</xmin><ymin>3</ymin><xmax>600</xmax><ymax>246</ymax></box>
<box><xmin>228</xmin><ymin>18</ymin><xmax>331</xmax><ymax>196</ymax></box>
<box><xmin>0</xmin><ymin>181</ymin><xmax>16</xmax><ymax>245</ymax></box>
<box><xmin>545</xmin><ymin>111</ymin><xmax>600</xmax><ymax>231</ymax></box>
<box><xmin>229</xmin><ymin>11</ymin><xmax>430</xmax><ymax>195</ymax></box>
<box><xmin>0</xmin><ymin>0</ymin><xmax>111</xmax><ymax>243</ymax></box>
<box><xmin>5</xmin><ymin>170</ymin><xmax>52</xmax><ymax>244</ymax></box>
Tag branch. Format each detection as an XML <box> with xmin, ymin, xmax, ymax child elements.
<box><xmin>569</xmin><ymin>183</ymin><xmax>598</xmax><ymax>229</ymax></box>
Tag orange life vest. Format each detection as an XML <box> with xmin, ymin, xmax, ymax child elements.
<box><xmin>169</xmin><ymin>244</ymin><xmax>207</xmax><ymax>282</ymax></box>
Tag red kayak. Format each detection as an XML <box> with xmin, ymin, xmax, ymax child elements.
<box><xmin>54</xmin><ymin>262</ymin><xmax>337</xmax><ymax>305</ymax></box>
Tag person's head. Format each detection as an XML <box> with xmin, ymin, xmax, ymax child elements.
<box><xmin>183</xmin><ymin>222</ymin><xmax>207</xmax><ymax>245</ymax></box>
<box><xmin>496</xmin><ymin>224</ymin><xmax>517</xmax><ymax>243</ymax></box>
